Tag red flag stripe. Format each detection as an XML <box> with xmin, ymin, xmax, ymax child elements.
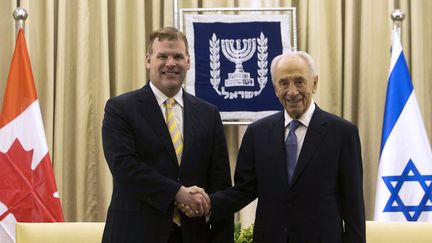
<box><xmin>0</xmin><ymin>30</ymin><xmax>37</xmax><ymax>129</ymax></box>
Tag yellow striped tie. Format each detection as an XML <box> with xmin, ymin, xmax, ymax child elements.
<box><xmin>165</xmin><ymin>98</ymin><xmax>182</xmax><ymax>226</ymax></box>
<box><xmin>165</xmin><ymin>98</ymin><xmax>183</xmax><ymax>164</ymax></box>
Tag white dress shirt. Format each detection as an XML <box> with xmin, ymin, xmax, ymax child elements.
<box><xmin>149</xmin><ymin>81</ymin><xmax>184</xmax><ymax>139</ymax></box>
<box><xmin>284</xmin><ymin>101</ymin><xmax>316</xmax><ymax>161</ymax></box>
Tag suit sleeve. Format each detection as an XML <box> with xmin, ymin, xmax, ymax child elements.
<box><xmin>206</xmin><ymin>109</ymin><xmax>234</xmax><ymax>243</ymax></box>
<box><xmin>209</xmin><ymin>124</ymin><xmax>258</xmax><ymax>222</ymax></box>
<box><xmin>102</xmin><ymin>98</ymin><xmax>181</xmax><ymax>212</ymax></box>
<box><xmin>340</xmin><ymin>125</ymin><xmax>366</xmax><ymax>243</ymax></box>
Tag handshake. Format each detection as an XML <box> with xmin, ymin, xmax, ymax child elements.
<box><xmin>175</xmin><ymin>186</ymin><xmax>210</xmax><ymax>218</ymax></box>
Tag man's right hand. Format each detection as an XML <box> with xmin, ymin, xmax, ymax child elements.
<box><xmin>175</xmin><ymin>186</ymin><xmax>210</xmax><ymax>217</ymax></box>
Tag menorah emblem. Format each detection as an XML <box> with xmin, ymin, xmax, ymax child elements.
<box><xmin>209</xmin><ymin>32</ymin><xmax>268</xmax><ymax>100</ymax></box>
<box><xmin>221</xmin><ymin>38</ymin><xmax>256</xmax><ymax>87</ymax></box>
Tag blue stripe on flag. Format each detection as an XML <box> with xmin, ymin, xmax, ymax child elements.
<box><xmin>380</xmin><ymin>52</ymin><xmax>413</xmax><ymax>152</ymax></box>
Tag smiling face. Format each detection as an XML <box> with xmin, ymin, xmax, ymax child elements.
<box><xmin>146</xmin><ymin>37</ymin><xmax>190</xmax><ymax>97</ymax></box>
<box><xmin>273</xmin><ymin>55</ymin><xmax>318</xmax><ymax>119</ymax></box>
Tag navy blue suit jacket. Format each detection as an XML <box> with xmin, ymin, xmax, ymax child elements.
<box><xmin>210</xmin><ymin>106</ymin><xmax>365</xmax><ymax>243</ymax></box>
<box><xmin>102</xmin><ymin>84</ymin><xmax>233</xmax><ymax>243</ymax></box>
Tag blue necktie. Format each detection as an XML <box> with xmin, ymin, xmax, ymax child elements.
<box><xmin>286</xmin><ymin>120</ymin><xmax>301</xmax><ymax>184</ymax></box>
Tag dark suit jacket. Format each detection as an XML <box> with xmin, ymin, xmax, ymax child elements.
<box><xmin>210</xmin><ymin>106</ymin><xmax>365</xmax><ymax>243</ymax></box>
<box><xmin>101</xmin><ymin>84</ymin><xmax>233</xmax><ymax>243</ymax></box>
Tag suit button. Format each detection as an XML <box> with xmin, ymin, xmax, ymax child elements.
<box><xmin>283</xmin><ymin>228</ymin><xmax>287</xmax><ymax>233</ymax></box>
<box><xmin>287</xmin><ymin>203</ymin><xmax>293</xmax><ymax>208</ymax></box>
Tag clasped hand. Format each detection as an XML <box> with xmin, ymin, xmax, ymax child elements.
<box><xmin>175</xmin><ymin>186</ymin><xmax>210</xmax><ymax>218</ymax></box>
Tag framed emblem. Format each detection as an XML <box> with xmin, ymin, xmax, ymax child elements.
<box><xmin>177</xmin><ymin>8</ymin><xmax>297</xmax><ymax>123</ymax></box>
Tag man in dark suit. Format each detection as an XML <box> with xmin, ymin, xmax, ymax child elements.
<box><xmin>101</xmin><ymin>27</ymin><xmax>233</xmax><ymax>243</ymax></box>
<box><xmin>185</xmin><ymin>51</ymin><xmax>365</xmax><ymax>243</ymax></box>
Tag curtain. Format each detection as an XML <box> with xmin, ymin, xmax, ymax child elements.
<box><xmin>0</xmin><ymin>0</ymin><xmax>431</xmax><ymax>223</ymax></box>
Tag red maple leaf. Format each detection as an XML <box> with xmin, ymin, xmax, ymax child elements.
<box><xmin>0</xmin><ymin>139</ymin><xmax>64</xmax><ymax>222</ymax></box>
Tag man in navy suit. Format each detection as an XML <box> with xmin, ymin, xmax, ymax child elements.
<box><xmin>184</xmin><ymin>51</ymin><xmax>365</xmax><ymax>243</ymax></box>
<box><xmin>101</xmin><ymin>27</ymin><xmax>233</xmax><ymax>243</ymax></box>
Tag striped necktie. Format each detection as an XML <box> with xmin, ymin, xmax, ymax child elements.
<box><xmin>165</xmin><ymin>97</ymin><xmax>183</xmax><ymax>165</ymax></box>
<box><xmin>165</xmin><ymin>98</ymin><xmax>183</xmax><ymax>226</ymax></box>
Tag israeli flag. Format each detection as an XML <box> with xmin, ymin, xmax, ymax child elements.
<box><xmin>374</xmin><ymin>29</ymin><xmax>432</xmax><ymax>221</ymax></box>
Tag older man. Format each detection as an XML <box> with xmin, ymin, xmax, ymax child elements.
<box><xmin>186</xmin><ymin>51</ymin><xmax>366</xmax><ymax>243</ymax></box>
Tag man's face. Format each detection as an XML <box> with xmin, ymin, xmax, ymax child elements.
<box><xmin>146</xmin><ymin>38</ymin><xmax>190</xmax><ymax>97</ymax></box>
<box><xmin>273</xmin><ymin>55</ymin><xmax>318</xmax><ymax>119</ymax></box>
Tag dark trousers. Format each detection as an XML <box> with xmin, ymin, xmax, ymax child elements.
<box><xmin>168</xmin><ymin>223</ymin><xmax>182</xmax><ymax>243</ymax></box>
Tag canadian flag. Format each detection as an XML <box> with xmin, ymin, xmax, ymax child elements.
<box><xmin>0</xmin><ymin>29</ymin><xmax>64</xmax><ymax>243</ymax></box>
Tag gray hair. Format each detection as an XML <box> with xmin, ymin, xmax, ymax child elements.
<box><xmin>270</xmin><ymin>51</ymin><xmax>316</xmax><ymax>83</ymax></box>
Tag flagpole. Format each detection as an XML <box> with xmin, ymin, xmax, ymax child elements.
<box><xmin>13</xmin><ymin>7</ymin><xmax>28</xmax><ymax>38</ymax></box>
<box><xmin>391</xmin><ymin>9</ymin><xmax>405</xmax><ymax>38</ymax></box>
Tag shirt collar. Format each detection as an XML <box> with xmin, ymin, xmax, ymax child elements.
<box><xmin>284</xmin><ymin>101</ymin><xmax>316</xmax><ymax>128</ymax></box>
<box><xmin>149</xmin><ymin>81</ymin><xmax>184</xmax><ymax>108</ymax></box>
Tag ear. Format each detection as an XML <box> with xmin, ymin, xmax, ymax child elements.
<box><xmin>145</xmin><ymin>53</ymin><xmax>151</xmax><ymax>69</ymax></box>
<box><xmin>186</xmin><ymin>55</ymin><xmax>191</xmax><ymax>70</ymax></box>
<box><xmin>273</xmin><ymin>81</ymin><xmax>278</xmax><ymax>94</ymax></box>
<box><xmin>312</xmin><ymin>75</ymin><xmax>319</xmax><ymax>93</ymax></box>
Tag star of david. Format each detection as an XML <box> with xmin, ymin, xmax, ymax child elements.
<box><xmin>382</xmin><ymin>159</ymin><xmax>432</xmax><ymax>221</ymax></box>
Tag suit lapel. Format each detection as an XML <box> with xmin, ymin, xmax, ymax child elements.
<box><xmin>182</xmin><ymin>92</ymin><xmax>197</xmax><ymax>165</ymax></box>
<box><xmin>267</xmin><ymin>112</ymin><xmax>292</xmax><ymax>192</ymax></box>
<box><xmin>138</xmin><ymin>85</ymin><xmax>178</xmax><ymax>165</ymax></box>
<box><xmin>290</xmin><ymin>107</ymin><xmax>328</xmax><ymax>187</ymax></box>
